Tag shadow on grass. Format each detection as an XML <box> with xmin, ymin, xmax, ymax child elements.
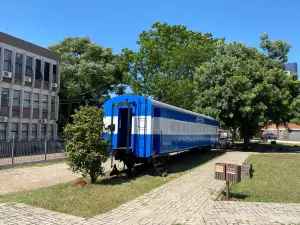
<box><xmin>98</xmin><ymin>175</ymin><xmax>136</xmax><ymax>185</ymax></box>
<box><xmin>234</xmin><ymin>142</ymin><xmax>300</xmax><ymax>153</ymax></box>
<box><xmin>220</xmin><ymin>191</ymin><xmax>248</xmax><ymax>200</ymax></box>
<box><xmin>98</xmin><ymin>149</ymin><xmax>224</xmax><ymax>186</ymax></box>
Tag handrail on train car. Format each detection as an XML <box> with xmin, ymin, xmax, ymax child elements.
<box><xmin>109</xmin><ymin>101</ymin><xmax>136</xmax><ymax>168</ymax></box>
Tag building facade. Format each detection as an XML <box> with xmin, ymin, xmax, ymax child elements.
<box><xmin>0</xmin><ymin>32</ymin><xmax>60</xmax><ymax>140</ymax></box>
<box><xmin>284</xmin><ymin>62</ymin><xmax>298</xmax><ymax>75</ymax></box>
<box><xmin>261</xmin><ymin>123</ymin><xmax>300</xmax><ymax>141</ymax></box>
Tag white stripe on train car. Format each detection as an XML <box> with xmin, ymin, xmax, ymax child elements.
<box><xmin>155</xmin><ymin>118</ymin><xmax>218</xmax><ymax>135</ymax></box>
<box><xmin>104</xmin><ymin>116</ymin><xmax>217</xmax><ymax>136</ymax></box>
<box><xmin>104</xmin><ymin>116</ymin><xmax>152</xmax><ymax>135</ymax></box>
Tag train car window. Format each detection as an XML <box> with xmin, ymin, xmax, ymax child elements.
<box><xmin>177</xmin><ymin>122</ymin><xmax>181</xmax><ymax>133</ymax></box>
<box><xmin>170</xmin><ymin>121</ymin><xmax>181</xmax><ymax>133</ymax></box>
<box><xmin>182</xmin><ymin>123</ymin><xmax>186</xmax><ymax>133</ymax></box>
<box><xmin>170</xmin><ymin>121</ymin><xmax>174</xmax><ymax>133</ymax></box>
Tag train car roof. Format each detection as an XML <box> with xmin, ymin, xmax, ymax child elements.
<box><xmin>107</xmin><ymin>95</ymin><xmax>216</xmax><ymax>121</ymax></box>
<box><xmin>149</xmin><ymin>98</ymin><xmax>216</xmax><ymax>121</ymax></box>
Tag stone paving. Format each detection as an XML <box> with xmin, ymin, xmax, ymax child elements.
<box><xmin>1</xmin><ymin>151</ymin><xmax>300</xmax><ymax>224</ymax></box>
<box><xmin>0</xmin><ymin>157</ymin><xmax>115</xmax><ymax>195</ymax></box>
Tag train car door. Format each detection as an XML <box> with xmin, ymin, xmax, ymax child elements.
<box><xmin>117</xmin><ymin>108</ymin><xmax>132</xmax><ymax>148</ymax></box>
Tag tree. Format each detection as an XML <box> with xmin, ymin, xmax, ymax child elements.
<box><xmin>63</xmin><ymin>106</ymin><xmax>109</xmax><ymax>183</ymax></box>
<box><xmin>194</xmin><ymin>37</ymin><xmax>300</xmax><ymax>148</ymax></box>
<box><xmin>48</xmin><ymin>37</ymin><xmax>127</xmax><ymax>132</ymax></box>
<box><xmin>122</xmin><ymin>22</ymin><xmax>219</xmax><ymax>110</ymax></box>
<box><xmin>259</xmin><ymin>33</ymin><xmax>298</xmax><ymax>137</ymax></box>
<box><xmin>260</xmin><ymin>33</ymin><xmax>292</xmax><ymax>64</ymax></box>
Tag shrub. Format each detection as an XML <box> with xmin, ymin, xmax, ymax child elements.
<box><xmin>63</xmin><ymin>106</ymin><xmax>109</xmax><ymax>183</ymax></box>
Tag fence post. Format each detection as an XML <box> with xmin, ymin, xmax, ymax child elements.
<box><xmin>11</xmin><ymin>135</ymin><xmax>15</xmax><ymax>164</ymax></box>
<box><xmin>44</xmin><ymin>135</ymin><xmax>47</xmax><ymax>161</ymax></box>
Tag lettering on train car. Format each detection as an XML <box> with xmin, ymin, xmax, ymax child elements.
<box><xmin>163</xmin><ymin>141</ymin><xmax>172</xmax><ymax>146</ymax></box>
<box><xmin>196</xmin><ymin>117</ymin><xmax>204</xmax><ymax>123</ymax></box>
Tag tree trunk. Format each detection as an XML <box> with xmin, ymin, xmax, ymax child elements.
<box><xmin>276</xmin><ymin>124</ymin><xmax>280</xmax><ymax>140</ymax></box>
<box><xmin>232</xmin><ymin>127</ymin><xmax>237</xmax><ymax>142</ymax></box>
<box><xmin>90</xmin><ymin>172</ymin><xmax>97</xmax><ymax>184</ymax></box>
<box><xmin>244</xmin><ymin>137</ymin><xmax>250</xmax><ymax>150</ymax></box>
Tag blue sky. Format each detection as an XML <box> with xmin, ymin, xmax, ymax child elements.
<box><xmin>0</xmin><ymin>0</ymin><xmax>299</xmax><ymax>67</ymax></box>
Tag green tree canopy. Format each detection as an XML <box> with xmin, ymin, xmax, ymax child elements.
<box><xmin>63</xmin><ymin>105</ymin><xmax>109</xmax><ymax>183</ymax></box>
<box><xmin>194</xmin><ymin>36</ymin><xmax>300</xmax><ymax>146</ymax></box>
<box><xmin>123</xmin><ymin>22</ymin><xmax>219</xmax><ymax>110</ymax></box>
<box><xmin>48</xmin><ymin>37</ymin><xmax>127</xmax><ymax>131</ymax></box>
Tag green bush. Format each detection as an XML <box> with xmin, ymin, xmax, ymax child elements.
<box><xmin>63</xmin><ymin>106</ymin><xmax>109</xmax><ymax>183</ymax></box>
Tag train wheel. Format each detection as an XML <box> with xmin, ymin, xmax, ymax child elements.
<box><xmin>126</xmin><ymin>167</ymin><xmax>137</xmax><ymax>178</ymax></box>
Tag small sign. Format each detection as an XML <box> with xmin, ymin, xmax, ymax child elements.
<box><xmin>215</xmin><ymin>163</ymin><xmax>226</xmax><ymax>181</ymax></box>
<box><xmin>227</xmin><ymin>167</ymin><xmax>236</xmax><ymax>174</ymax></box>
<box><xmin>215</xmin><ymin>165</ymin><xmax>224</xmax><ymax>172</ymax></box>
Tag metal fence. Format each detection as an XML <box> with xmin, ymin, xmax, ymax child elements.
<box><xmin>0</xmin><ymin>137</ymin><xmax>66</xmax><ymax>166</ymax></box>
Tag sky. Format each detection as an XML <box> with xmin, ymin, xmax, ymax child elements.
<box><xmin>0</xmin><ymin>0</ymin><xmax>299</xmax><ymax>68</ymax></box>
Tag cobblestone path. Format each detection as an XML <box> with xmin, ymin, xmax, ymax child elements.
<box><xmin>1</xmin><ymin>151</ymin><xmax>300</xmax><ymax>225</ymax></box>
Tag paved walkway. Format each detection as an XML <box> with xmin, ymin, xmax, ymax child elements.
<box><xmin>1</xmin><ymin>151</ymin><xmax>300</xmax><ymax>224</ymax></box>
<box><xmin>0</xmin><ymin>158</ymin><xmax>114</xmax><ymax>195</ymax></box>
<box><xmin>0</xmin><ymin>163</ymin><xmax>80</xmax><ymax>195</ymax></box>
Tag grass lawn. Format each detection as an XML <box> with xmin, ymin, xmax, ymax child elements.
<box><xmin>235</xmin><ymin>141</ymin><xmax>300</xmax><ymax>153</ymax></box>
<box><xmin>0</xmin><ymin>150</ymin><xmax>222</xmax><ymax>218</ymax></box>
<box><xmin>228</xmin><ymin>154</ymin><xmax>300</xmax><ymax>203</ymax></box>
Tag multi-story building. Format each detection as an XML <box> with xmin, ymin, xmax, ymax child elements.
<box><xmin>0</xmin><ymin>32</ymin><xmax>60</xmax><ymax>140</ymax></box>
<box><xmin>284</xmin><ymin>62</ymin><xmax>298</xmax><ymax>75</ymax></box>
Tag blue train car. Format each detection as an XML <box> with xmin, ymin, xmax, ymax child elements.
<box><xmin>103</xmin><ymin>95</ymin><xmax>219</xmax><ymax>174</ymax></box>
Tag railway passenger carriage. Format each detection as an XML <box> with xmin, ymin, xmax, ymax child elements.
<box><xmin>103</xmin><ymin>95</ymin><xmax>219</xmax><ymax>174</ymax></box>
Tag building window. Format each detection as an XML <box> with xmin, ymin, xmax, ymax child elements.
<box><xmin>33</xmin><ymin>93</ymin><xmax>39</xmax><ymax>109</ymax></box>
<box><xmin>10</xmin><ymin>123</ymin><xmax>18</xmax><ymax>139</ymax></box>
<box><xmin>22</xmin><ymin>123</ymin><xmax>28</xmax><ymax>139</ymax></box>
<box><xmin>52</xmin><ymin>64</ymin><xmax>57</xmax><ymax>83</ymax></box>
<box><xmin>25</xmin><ymin>56</ymin><xmax>33</xmax><ymax>77</ymax></box>
<box><xmin>13</xmin><ymin>90</ymin><xmax>20</xmax><ymax>108</ymax></box>
<box><xmin>15</xmin><ymin>53</ymin><xmax>23</xmax><ymax>76</ymax></box>
<box><xmin>44</xmin><ymin>62</ymin><xmax>50</xmax><ymax>81</ymax></box>
<box><xmin>51</xmin><ymin>96</ymin><xmax>55</xmax><ymax>112</ymax></box>
<box><xmin>4</xmin><ymin>49</ymin><xmax>12</xmax><ymax>72</ymax></box>
<box><xmin>41</xmin><ymin>124</ymin><xmax>46</xmax><ymax>139</ymax></box>
<box><xmin>1</xmin><ymin>88</ymin><xmax>9</xmax><ymax>107</ymax></box>
<box><xmin>42</xmin><ymin>94</ymin><xmax>48</xmax><ymax>110</ymax></box>
<box><xmin>23</xmin><ymin>91</ymin><xmax>30</xmax><ymax>109</ymax></box>
<box><xmin>0</xmin><ymin>123</ymin><xmax>6</xmax><ymax>140</ymax></box>
<box><xmin>35</xmin><ymin>59</ymin><xmax>42</xmax><ymax>79</ymax></box>
<box><xmin>31</xmin><ymin>124</ymin><xmax>37</xmax><ymax>139</ymax></box>
<box><xmin>49</xmin><ymin>124</ymin><xmax>53</xmax><ymax>140</ymax></box>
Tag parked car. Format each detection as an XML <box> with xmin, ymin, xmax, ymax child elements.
<box><xmin>261</xmin><ymin>133</ymin><xmax>277</xmax><ymax>140</ymax></box>
<box><xmin>215</xmin><ymin>130</ymin><xmax>235</xmax><ymax>149</ymax></box>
